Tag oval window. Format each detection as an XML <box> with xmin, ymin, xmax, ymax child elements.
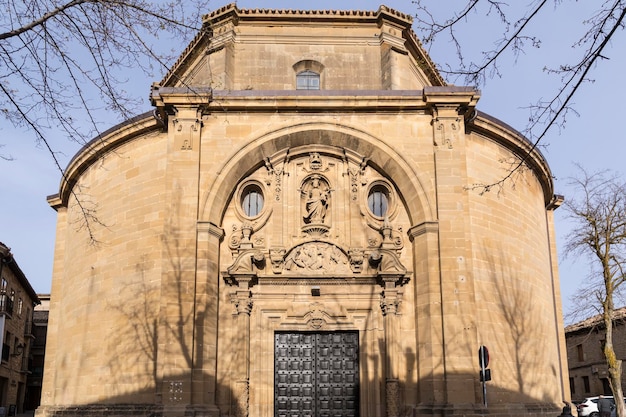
<box><xmin>241</xmin><ymin>184</ymin><xmax>264</xmax><ymax>217</ymax></box>
<box><xmin>368</xmin><ymin>186</ymin><xmax>389</xmax><ymax>217</ymax></box>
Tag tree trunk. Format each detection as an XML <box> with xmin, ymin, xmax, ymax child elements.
<box><xmin>604</xmin><ymin>309</ymin><xmax>625</xmax><ymax>417</ymax></box>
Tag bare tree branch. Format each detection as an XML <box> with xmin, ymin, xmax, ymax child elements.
<box><xmin>0</xmin><ymin>0</ymin><xmax>210</xmax><ymax>241</ymax></box>
<box><xmin>563</xmin><ymin>166</ymin><xmax>626</xmax><ymax>415</ymax></box>
<box><xmin>414</xmin><ymin>0</ymin><xmax>626</xmax><ymax>193</ymax></box>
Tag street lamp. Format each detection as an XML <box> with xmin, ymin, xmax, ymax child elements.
<box><xmin>10</xmin><ymin>343</ymin><xmax>24</xmax><ymax>357</ymax></box>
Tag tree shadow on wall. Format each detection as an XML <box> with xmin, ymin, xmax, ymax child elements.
<box><xmin>35</xmin><ymin>185</ymin><xmax>221</xmax><ymax>416</ymax></box>
<box><xmin>105</xmin><ymin>259</ymin><xmax>160</xmax><ymax>401</ymax></box>
<box><xmin>411</xmin><ymin>370</ymin><xmax>563</xmax><ymax>417</ymax></box>
<box><xmin>479</xmin><ymin>244</ymin><xmax>565</xmax><ymax>406</ymax></box>
<box><xmin>36</xmin><ymin>252</ymin><xmax>228</xmax><ymax>416</ymax></box>
<box><xmin>36</xmin><ymin>268</ymin><xmax>564</xmax><ymax>417</ymax></box>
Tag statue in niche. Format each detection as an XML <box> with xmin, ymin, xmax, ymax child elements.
<box><xmin>303</xmin><ymin>175</ymin><xmax>329</xmax><ymax>224</ymax></box>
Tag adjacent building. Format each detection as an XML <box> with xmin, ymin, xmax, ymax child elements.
<box><xmin>565</xmin><ymin>308</ymin><xmax>626</xmax><ymax>399</ymax></box>
<box><xmin>38</xmin><ymin>4</ymin><xmax>569</xmax><ymax>417</ymax></box>
<box><xmin>24</xmin><ymin>294</ymin><xmax>49</xmax><ymax>412</ymax></box>
<box><xmin>0</xmin><ymin>242</ymin><xmax>40</xmax><ymax>415</ymax></box>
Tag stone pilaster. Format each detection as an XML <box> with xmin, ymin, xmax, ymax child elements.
<box><xmin>39</xmin><ymin>200</ymin><xmax>66</xmax><ymax>409</ymax></box>
<box><xmin>158</xmin><ymin>104</ymin><xmax>204</xmax><ymax>416</ymax></box>
<box><xmin>425</xmin><ymin>87</ymin><xmax>480</xmax><ymax>405</ymax></box>
<box><xmin>227</xmin><ymin>271</ymin><xmax>255</xmax><ymax>417</ymax></box>
<box><xmin>192</xmin><ymin>222</ymin><xmax>224</xmax><ymax>416</ymax></box>
<box><xmin>381</xmin><ymin>287</ymin><xmax>401</xmax><ymax>417</ymax></box>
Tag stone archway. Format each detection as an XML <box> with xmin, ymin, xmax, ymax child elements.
<box><xmin>211</xmin><ymin>135</ymin><xmax>424</xmax><ymax>417</ymax></box>
<box><xmin>199</xmin><ymin>124</ymin><xmax>435</xmax><ymax>227</ymax></box>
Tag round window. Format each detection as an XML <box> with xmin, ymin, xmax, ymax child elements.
<box><xmin>241</xmin><ymin>184</ymin><xmax>264</xmax><ymax>217</ymax></box>
<box><xmin>368</xmin><ymin>185</ymin><xmax>389</xmax><ymax>217</ymax></box>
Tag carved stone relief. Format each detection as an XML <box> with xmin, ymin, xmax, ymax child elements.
<box><xmin>348</xmin><ymin>249</ymin><xmax>365</xmax><ymax>273</ymax></box>
<box><xmin>433</xmin><ymin>116</ymin><xmax>461</xmax><ymax>149</ymax></box>
<box><xmin>306</xmin><ymin>306</ymin><xmax>327</xmax><ymax>330</ymax></box>
<box><xmin>269</xmin><ymin>248</ymin><xmax>286</xmax><ymax>274</ymax></box>
<box><xmin>172</xmin><ymin>118</ymin><xmax>200</xmax><ymax>151</ymax></box>
<box><xmin>344</xmin><ymin>155</ymin><xmax>367</xmax><ymax>202</ymax></box>
<box><xmin>264</xmin><ymin>158</ymin><xmax>286</xmax><ymax>202</ymax></box>
<box><xmin>369</xmin><ymin>249</ymin><xmax>407</xmax><ymax>275</ymax></box>
<box><xmin>386</xmin><ymin>379</ymin><xmax>400</xmax><ymax>417</ymax></box>
<box><xmin>234</xmin><ymin>379</ymin><xmax>249</xmax><ymax>417</ymax></box>
<box><xmin>302</xmin><ymin>152</ymin><xmax>329</xmax><ymax>173</ymax></box>
<box><xmin>223</xmin><ymin>147</ymin><xmax>412</xmax><ymax>287</ymax></box>
<box><xmin>226</xmin><ymin>249</ymin><xmax>265</xmax><ymax>277</ymax></box>
<box><xmin>283</xmin><ymin>242</ymin><xmax>351</xmax><ymax>274</ymax></box>
<box><xmin>281</xmin><ymin>302</ymin><xmax>350</xmax><ymax>330</ymax></box>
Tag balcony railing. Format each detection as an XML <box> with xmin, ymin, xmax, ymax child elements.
<box><xmin>0</xmin><ymin>294</ymin><xmax>13</xmax><ymax>316</ymax></box>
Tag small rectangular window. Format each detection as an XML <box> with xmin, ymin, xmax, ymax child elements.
<box><xmin>583</xmin><ymin>376</ymin><xmax>590</xmax><ymax>393</ymax></box>
<box><xmin>577</xmin><ymin>344</ymin><xmax>584</xmax><ymax>361</ymax></box>
<box><xmin>296</xmin><ymin>70</ymin><xmax>320</xmax><ymax>90</ymax></box>
<box><xmin>570</xmin><ymin>377</ymin><xmax>575</xmax><ymax>395</ymax></box>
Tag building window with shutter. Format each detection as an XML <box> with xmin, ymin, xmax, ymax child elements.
<box><xmin>577</xmin><ymin>344</ymin><xmax>584</xmax><ymax>362</ymax></box>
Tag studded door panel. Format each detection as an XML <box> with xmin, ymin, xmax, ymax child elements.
<box><xmin>275</xmin><ymin>332</ymin><xmax>359</xmax><ymax>417</ymax></box>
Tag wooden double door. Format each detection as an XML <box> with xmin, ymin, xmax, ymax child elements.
<box><xmin>275</xmin><ymin>332</ymin><xmax>359</xmax><ymax>417</ymax></box>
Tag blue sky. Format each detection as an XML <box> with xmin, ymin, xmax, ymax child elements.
<box><xmin>1</xmin><ymin>1</ymin><xmax>624</xmax><ymax>323</ymax></box>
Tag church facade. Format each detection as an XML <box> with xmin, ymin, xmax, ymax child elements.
<box><xmin>38</xmin><ymin>4</ymin><xmax>569</xmax><ymax>417</ymax></box>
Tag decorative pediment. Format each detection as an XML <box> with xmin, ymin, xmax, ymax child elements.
<box><xmin>369</xmin><ymin>249</ymin><xmax>407</xmax><ymax>274</ymax></box>
<box><xmin>281</xmin><ymin>302</ymin><xmax>351</xmax><ymax>331</ymax></box>
<box><xmin>223</xmin><ymin>249</ymin><xmax>266</xmax><ymax>286</ymax></box>
<box><xmin>369</xmin><ymin>249</ymin><xmax>410</xmax><ymax>287</ymax></box>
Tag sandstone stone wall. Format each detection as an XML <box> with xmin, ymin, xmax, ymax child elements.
<box><xmin>37</xmin><ymin>4</ymin><xmax>567</xmax><ymax>417</ymax></box>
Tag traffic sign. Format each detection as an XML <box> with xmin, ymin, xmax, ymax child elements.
<box><xmin>478</xmin><ymin>345</ymin><xmax>489</xmax><ymax>368</ymax></box>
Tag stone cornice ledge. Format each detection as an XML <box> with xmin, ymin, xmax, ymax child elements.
<box><xmin>211</xmin><ymin>90</ymin><xmax>428</xmax><ymax>111</ymax></box>
<box><xmin>422</xmin><ymin>85</ymin><xmax>481</xmax><ymax>108</ymax></box>
<box><xmin>408</xmin><ymin>221</ymin><xmax>439</xmax><ymax>241</ymax></box>
<box><xmin>153</xmin><ymin>87</ymin><xmax>481</xmax><ymax>112</ymax></box>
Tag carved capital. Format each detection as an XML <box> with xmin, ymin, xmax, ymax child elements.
<box><xmin>407</xmin><ymin>221</ymin><xmax>438</xmax><ymax>241</ymax></box>
<box><xmin>380</xmin><ymin>289</ymin><xmax>402</xmax><ymax>316</ymax></box>
<box><xmin>231</xmin><ymin>291</ymin><xmax>253</xmax><ymax>316</ymax></box>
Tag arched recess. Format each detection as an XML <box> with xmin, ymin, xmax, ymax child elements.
<box><xmin>199</xmin><ymin>122</ymin><xmax>435</xmax><ymax>227</ymax></box>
